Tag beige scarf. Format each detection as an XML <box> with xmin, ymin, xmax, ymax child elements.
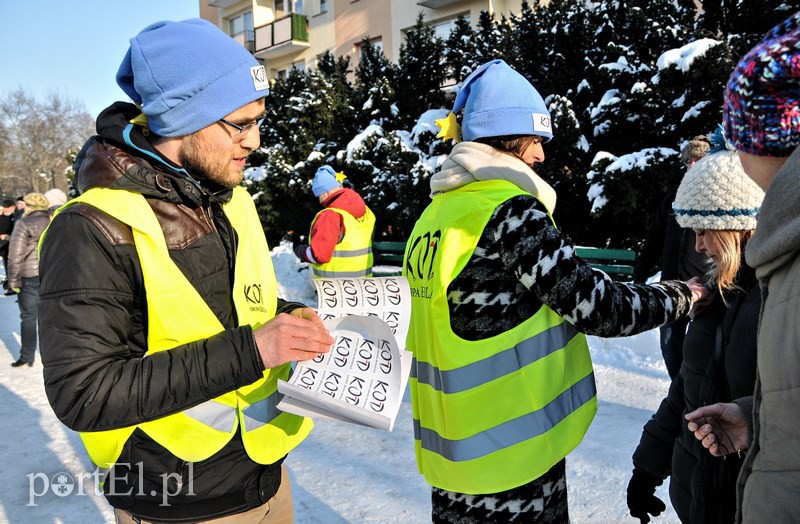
<box><xmin>430</xmin><ymin>141</ymin><xmax>557</xmax><ymax>214</ymax></box>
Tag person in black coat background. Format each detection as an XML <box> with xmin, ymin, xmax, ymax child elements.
<box><xmin>634</xmin><ymin>136</ymin><xmax>710</xmax><ymax>379</ymax></box>
<box><xmin>0</xmin><ymin>198</ymin><xmax>16</xmax><ymax>278</ymax></box>
<box><xmin>627</xmin><ymin>133</ymin><xmax>765</xmax><ymax>524</ymax></box>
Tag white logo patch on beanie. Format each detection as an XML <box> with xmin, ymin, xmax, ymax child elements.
<box><xmin>250</xmin><ymin>65</ymin><xmax>269</xmax><ymax>92</ymax></box>
<box><xmin>532</xmin><ymin>113</ymin><xmax>552</xmax><ymax>135</ymax></box>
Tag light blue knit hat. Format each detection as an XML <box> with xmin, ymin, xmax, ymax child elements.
<box><xmin>116</xmin><ymin>19</ymin><xmax>270</xmax><ymax>137</ymax></box>
<box><xmin>312</xmin><ymin>165</ymin><xmax>342</xmax><ymax>197</ymax></box>
<box><xmin>454</xmin><ymin>59</ymin><xmax>553</xmax><ymax>142</ymax></box>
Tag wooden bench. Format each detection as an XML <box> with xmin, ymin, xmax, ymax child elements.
<box><xmin>372</xmin><ymin>241</ymin><xmax>407</xmax><ymax>277</ymax></box>
<box><xmin>574</xmin><ymin>247</ymin><xmax>637</xmax><ymax>280</ymax></box>
<box><xmin>372</xmin><ymin>242</ymin><xmax>636</xmax><ymax>280</ymax></box>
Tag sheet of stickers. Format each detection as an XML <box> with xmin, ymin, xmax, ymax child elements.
<box><xmin>277</xmin><ymin>277</ymin><xmax>411</xmax><ymax>431</ymax></box>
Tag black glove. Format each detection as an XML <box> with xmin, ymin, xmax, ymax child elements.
<box><xmin>627</xmin><ymin>468</ymin><xmax>666</xmax><ymax>523</ymax></box>
<box><xmin>294</xmin><ymin>243</ymin><xmax>309</xmax><ymax>262</ymax></box>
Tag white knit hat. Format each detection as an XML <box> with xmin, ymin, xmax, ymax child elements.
<box><xmin>673</xmin><ymin>149</ymin><xmax>764</xmax><ymax>230</ymax></box>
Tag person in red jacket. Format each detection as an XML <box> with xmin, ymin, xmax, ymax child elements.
<box><xmin>294</xmin><ymin>165</ymin><xmax>376</xmax><ymax>278</ymax></box>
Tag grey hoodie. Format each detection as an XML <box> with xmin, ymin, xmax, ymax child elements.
<box><xmin>737</xmin><ymin>145</ymin><xmax>800</xmax><ymax>523</ymax></box>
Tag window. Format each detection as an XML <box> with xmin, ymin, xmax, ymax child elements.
<box><xmin>277</xmin><ymin>0</ymin><xmax>305</xmax><ymax>16</ymax></box>
<box><xmin>228</xmin><ymin>11</ymin><xmax>254</xmax><ymax>40</ymax></box>
<box><xmin>432</xmin><ymin>18</ymin><xmax>458</xmax><ymax>40</ymax></box>
<box><xmin>319</xmin><ymin>0</ymin><xmax>328</xmax><ymax>14</ymax></box>
<box><xmin>293</xmin><ymin>61</ymin><xmax>307</xmax><ymax>73</ymax></box>
<box><xmin>275</xmin><ymin>68</ymin><xmax>288</xmax><ymax>80</ymax></box>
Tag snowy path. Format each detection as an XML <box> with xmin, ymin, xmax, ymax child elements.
<box><xmin>0</xmin><ymin>249</ymin><xmax>680</xmax><ymax>522</ymax></box>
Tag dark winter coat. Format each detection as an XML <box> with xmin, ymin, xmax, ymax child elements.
<box><xmin>0</xmin><ymin>211</ymin><xmax>14</xmax><ymax>257</ymax></box>
<box><xmin>634</xmin><ymin>186</ymin><xmax>707</xmax><ymax>283</ymax></box>
<box><xmin>632</xmin><ymin>267</ymin><xmax>760</xmax><ymax>523</ymax></box>
<box><xmin>737</xmin><ymin>145</ymin><xmax>800</xmax><ymax>523</ymax></box>
<box><xmin>7</xmin><ymin>210</ymin><xmax>50</xmax><ymax>288</ymax></box>
<box><xmin>38</xmin><ymin>103</ymin><xmax>301</xmax><ymax>522</ymax></box>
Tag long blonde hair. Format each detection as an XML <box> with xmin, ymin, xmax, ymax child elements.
<box><xmin>704</xmin><ymin>229</ymin><xmax>753</xmax><ymax>299</ymax></box>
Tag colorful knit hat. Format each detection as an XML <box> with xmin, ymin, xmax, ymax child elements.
<box><xmin>673</xmin><ymin>130</ymin><xmax>764</xmax><ymax>230</ymax></box>
<box><xmin>723</xmin><ymin>10</ymin><xmax>800</xmax><ymax>157</ymax></box>
<box><xmin>116</xmin><ymin>19</ymin><xmax>269</xmax><ymax>137</ymax></box>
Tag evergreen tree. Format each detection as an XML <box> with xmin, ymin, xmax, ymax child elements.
<box><xmin>316</xmin><ymin>51</ymin><xmax>359</xmax><ymax>146</ymax></box>
<box><xmin>249</xmin><ymin>0</ymin><xmax>799</xmax><ymax>250</ymax></box>
<box><xmin>394</xmin><ymin>13</ymin><xmax>447</xmax><ymax>129</ymax></box>
<box><xmin>340</xmin><ymin>126</ymin><xmax>427</xmax><ymax>239</ymax></box>
<box><xmin>360</xmin><ymin>77</ymin><xmax>399</xmax><ymax>128</ymax></box>
<box><xmin>471</xmin><ymin>10</ymin><xmax>515</xmax><ymax>65</ymax></box>
<box><xmin>697</xmin><ymin>0</ymin><xmax>797</xmax><ymax>56</ymax></box>
<box><xmin>355</xmin><ymin>39</ymin><xmax>398</xmax><ymax>129</ymax></box>
<box><xmin>443</xmin><ymin>16</ymin><xmax>476</xmax><ymax>83</ymax></box>
<box><xmin>538</xmin><ymin>94</ymin><xmax>594</xmax><ymax>243</ymax></box>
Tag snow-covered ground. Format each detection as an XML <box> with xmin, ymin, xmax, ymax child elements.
<box><xmin>0</xmin><ymin>242</ymin><xmax>679</xmax><ymax>523</ymax></box>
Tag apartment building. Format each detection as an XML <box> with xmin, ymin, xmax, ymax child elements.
<box><xmin>199</xmin><ymin>0</ymin><xmax>522</xmax><ymax>79</ymax></box>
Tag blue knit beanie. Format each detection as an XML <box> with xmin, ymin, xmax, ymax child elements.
<box><xmin>312</xmin><ymin>165</ymin><xmax>342</xmax><ymax>197</ymax></box>
<box><xmin>454</xmin><ymin>59</ymin><xmax>553</xmax><ymax>142</ymax></box>
<box><xmin>116</xmin><ymin>19</ymin><xmax>269</xmax><ymax>137</ymax></box>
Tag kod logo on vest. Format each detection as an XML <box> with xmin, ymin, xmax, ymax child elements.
<box><xmin>244</xmin><ymin>283</ymin><xmax>266</xmax><ymax>313</ymax></box>
<box><xmin>405</xmin><ymin>229</ymin><xmax>440</xmax><ymax>300</ymax></box>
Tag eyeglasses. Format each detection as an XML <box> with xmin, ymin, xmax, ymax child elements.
<box><xmin>218</xmin><ymin>113</ymin><xmax>267</xmax><ymax>141</ymax></box>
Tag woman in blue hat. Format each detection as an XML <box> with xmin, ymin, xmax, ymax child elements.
<box><xmin>402</xmin><ymin>59</ymin><xmax>706</xmax><ymax>523</ymax></box>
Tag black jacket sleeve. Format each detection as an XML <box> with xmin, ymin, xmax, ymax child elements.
<box><xmin>633</xmin><ymin>190</ymin><xmax>672</xmax><ymax>283</ymax></box>
<box><xmin>632</xmin><ymin>373</ymin><xmax>687</xmax><ymax>479</ymax></box>
<box><xmin>38</xmin><ymin>211</ymin><xmax>267</xmax><ymax>432</ymax></box>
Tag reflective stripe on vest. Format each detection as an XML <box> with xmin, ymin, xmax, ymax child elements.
<box><xmin>43</xmin><ymin>187</ymin><xmax>312</xmax><ymax>467</ymax></box>
<box><xmin>403</xmin><ymin>179</ymin><xmax>597</xmax><ymax>494</ymax></box>
<box><xmin>311</xmin><ymin>206</ymin><xmax>375</xmax><ymax>278</ymax></box>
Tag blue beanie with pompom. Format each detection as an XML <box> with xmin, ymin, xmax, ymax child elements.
<box><xmin>454</xmin><ymin>59</ymin><xmax>553</xmax><ymax>142</ymax></box>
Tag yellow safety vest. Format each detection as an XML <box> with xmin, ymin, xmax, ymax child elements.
<box><xmin>403</xmin><ymin>179</ymin><xmax>597</xmax><ymax>494</ymax></box>
<box><xmin>310</xmin><ymin>206</ymin><xmax>375</xmax><ymax>278</ymax></box>
<box><xmin>43</xmin><ymin>186</ymin><xmax>312</xmax><ymax>468</ymax></box>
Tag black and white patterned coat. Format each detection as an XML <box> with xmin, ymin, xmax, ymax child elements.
<box><xmin>447</xmin><ymin>193</ymin><xmax>693</xmax><ymax>341</ymax></box>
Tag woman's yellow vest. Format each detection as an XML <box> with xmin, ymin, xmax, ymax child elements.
<box><xmin>309</xmin><ymin>206</ymin><xmax>375</xmax><ymax>279</ymax></box>
<box><xmin>403</xmin><ymin>179</ymin><xmax>597</xmax><ymax>494</ymax></box>
<box><xmin>44</xmin><ymin>186</ymin><xmax>312</xmax><ymax>468</ymax></box>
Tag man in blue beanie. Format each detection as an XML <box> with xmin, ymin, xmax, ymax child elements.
<box><xmin>294</xmin><ymin>165</ymin><xmax>376</xmax><ymax>278</ymax></box>
<box><xmin>37</xmin><ymin>18</ymin><xmax>333</xmax><ymax>523</ymax></box>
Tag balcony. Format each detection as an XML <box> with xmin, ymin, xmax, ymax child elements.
<box><xmin>208</xmin><ymin>0</ymin><xmax>243</xmax><ymax>8</ymax></box>
<box><xmin>416</xmin><ymin>0</ymin><xmax>462</xmax><ymax>8</ymax></box>
<box><xmin>254</xmin><ymin>14</ymin><xmax>310</xmax><ymax>59</ymax></box>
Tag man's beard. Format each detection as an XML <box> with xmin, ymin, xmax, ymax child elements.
<box><xmin>178</xmin><ymin>135</ymin><xmax>243</xmax><ymax>189</ymax></box>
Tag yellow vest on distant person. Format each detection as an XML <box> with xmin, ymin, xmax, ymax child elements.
<box><xmin>310</xmin><ymin>206</ymin><xmax>375</xmax><ymax>278</ymax></box>
<box><xmin>403</xmin><ymin>179</ymin><xmax>597</xmax><ymax>494</ymax></box>
<box><xmin>42</xmin><ymin>186</ymin><xmax>312</xmax><ymax>468</ymax></box>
